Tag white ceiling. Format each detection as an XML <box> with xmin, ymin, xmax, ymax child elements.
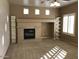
<box><xmin>9</xmin><ymin>0</ymin><xmax>78</xmax><ymax>7</ymax></box>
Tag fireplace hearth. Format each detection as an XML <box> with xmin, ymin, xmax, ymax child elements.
<box><xmin>24</xmin><ymin>29</ymin><xmax>35</xmax><ymax>39</ymax></box>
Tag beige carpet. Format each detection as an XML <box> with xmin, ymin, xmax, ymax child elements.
<box><xmin>5</xmin><ymin>39</ymin><xmax>78</xmax><ymax>59</ymax></box>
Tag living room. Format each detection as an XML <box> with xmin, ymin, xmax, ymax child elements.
<box><xmin>0</xmin><ymin>0</ymin><xmax>78</xmax><ymax>59</ymax></box>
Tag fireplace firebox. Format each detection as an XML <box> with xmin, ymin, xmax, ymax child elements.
<box><xmin>24</xmin><ymin>29</ymin><xmax>35</xmax><ymax>39</ymax></box>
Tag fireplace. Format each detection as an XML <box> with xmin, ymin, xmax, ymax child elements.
<box><xmin>24</xmin><ymin>29</ymin><xmax>35</xmax><ymax>39</ymax></box>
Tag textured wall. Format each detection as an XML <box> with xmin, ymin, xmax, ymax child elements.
<box><xmin>0</xmin><ymin>0</ymin><xmax>10</xmax><ymax>59</ymax></box>
<box><xmin>10</xmin><ymin>4</ymin><xmax>58</xmax><ymax>42</ymax></box>
<box><xmin>17</xmin><ymin>22</ymin><xmax>42</xmax><ymax>43</ymax></box>
<box><xmin>59</xmin><ymin>2</ymin><xmax>78</xmax><ymax>46</ymax></box>
<box><xmin>10</xmin><ymin>4</ymin><xmax>59</xmax><ymax>19</ymax></box>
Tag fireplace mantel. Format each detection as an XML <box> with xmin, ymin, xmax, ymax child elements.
<box><xmin>17</xmin><ymin>19</ymin><xmax>54</xmax><ymax>23</ymax></box>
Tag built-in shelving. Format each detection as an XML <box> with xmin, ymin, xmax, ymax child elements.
<box><xmin>10</xmin><ymin>16</ymin><xmax>17</xmax><ymax>43</ymax></box>
<box><xmin>54</xmin><ymin>17</ymin><xmax>60</xmax><ymax>40</ymax></box>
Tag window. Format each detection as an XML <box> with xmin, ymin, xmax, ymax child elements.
<box><xmin>63</xmin><ymin>13</ymin><xmax>75</xmax><ymax>35</ymax></box>
<box><xmin>35</xmin><ymin>9</ymin><xmax>40</xmax><ymax>15</ymax></box>
<box><xmin>63</xmin><ymin>15</ymin><xmax>68</xmax><ymax>33</ymax></box>
<box><xmin>23</xmin><ymin>8</ymin><xmax>29</xmax><ymax>15</ymax></box>
<box><xmin>2</xmin><ymin>35</ymin><xmax>4</xmax><ymax>46</ymax></box>
<box><xmin>5</xmin><ymin>23</ymin><xmax>7</xmax><ymax>32</ymax></box>
<box><xmin>45</xmin><ymin>9</ymin><xmax>50</xmax><ymax>15</ymax></box>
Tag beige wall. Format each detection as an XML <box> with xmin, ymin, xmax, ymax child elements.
<box><xmin>59</xmin><ymin>2</ymin><xmax>78</xmax><ymax>46</ymax></box>
<box><xmin>0</xmin><ymin>0</ymin><xmax>10</xmax><ymax>59</ymax></box>
<box><xmin>10</xmin><ymin>4</ymin><xmax>58</xmax><ymax>42</ymax></box>
<box><xmin>10</xmin><ymin>4</ymin><xmax>59</xmax><ymax>19</ymax></box>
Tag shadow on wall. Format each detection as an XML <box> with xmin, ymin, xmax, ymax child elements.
<box><xmin>40</xmin><ymin>46</ymin><xmax>67</xmax><ymax>59</ymax></box>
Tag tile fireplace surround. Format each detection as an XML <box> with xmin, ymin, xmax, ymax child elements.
<box><xmin>17</xmin><ymin>22</ymin><xmax>42</xmax><ymax>43</ymax></box>
<box><xmin>17</xmin><ymin>19</ymin><xmax>54</xmax><ymax>43</ymax></box>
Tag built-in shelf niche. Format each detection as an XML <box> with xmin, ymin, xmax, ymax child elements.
<box><xmin>41</xmin><ymin>22</ymin><xmax>54</xmax><ymax>39</ymax></box>
<box><xmin>10</xmin><ymin>16</ymin><xmax>17</xmax><ymax>43</ymax></box>
<box><xmin>54</xmin><ymin>17</ymin><xmax>61</xmax><ymax>40</ymax></box>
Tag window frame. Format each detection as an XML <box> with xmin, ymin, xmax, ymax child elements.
<box><xmin>35</xmin><ymin>9</ymin><xmax>40</xmax><ymax>15</ymax></box>
<box><xmin>63</xmin><ymin>13</ymin><xmax>75</xmax><ymax>36</ymax></box>
<box><xmin>45</xmin><ymin>9</ymin><xmax>50</xmax><ymax>15</ymax></box>
<box><xmin>63</xmin><ymin>15</ymin><xmax>68</xmax><ymax>33</ymax></box>
<box><xmin>23</xmin><ymin>8</ymin><xmax>29</xmax><ymax>15</ymax></box>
